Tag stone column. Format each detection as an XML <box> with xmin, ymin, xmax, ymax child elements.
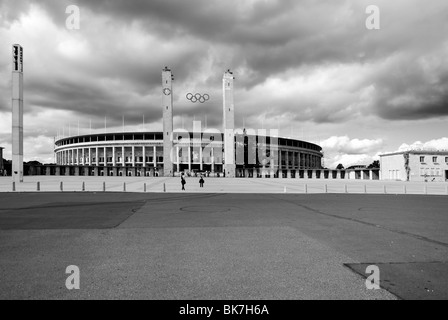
<box><xmin>199</xmin><ymin>145</ymin><xmax>203</xmax><ymax>171</ymax></box>
<box><xmin>188</xmin><ymin>146</ymin><xmax>192</xmax><ymax>172</ymax></box>
<box><xmin>131</xmin><ymin>146</ymin><xmax>135</xmax><ymax>167</ymax></box>
<box><xmin>95</xmin><ymin>147</ymin><xmax>99</xmax><ymax>166</ymax></box>
<box><xmin>176</xmin><ymin>145</ymin><xmax>180</xmax><ymax>173</ymax></box>
<box><xmin>112</xmin><ymin>146</ymin><xmax>116</xmax><ymax>167</ymax></box>
<box><xmin>153</xmin><ymin>146</ymin><xmax>157</xmax><ymax>169</ymax></box>
<box><xmin>287</xmin><ymin>170</ymin><xmax>291</xmax><ymax>178</ymax></box>
<box><xmin>142</xmin><ymin>146</ymin><xmax>145</xmax><ymax>168</ymax></box>
<box><xmin>211</xmin><ymin>148</ymin><xmax>215</xmax><ymax>173</ymax></box>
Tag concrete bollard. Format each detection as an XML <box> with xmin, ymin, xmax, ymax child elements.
<box><xmin>305</xmin><ymin>184</ymin><xmax>308</xmax><ymax>194</ymax></box>
<box><xmin>284</xmin><ymin>186</ymin><xmax>286</xmax><ymax>193</ymax></box>
<box><xmin>364</xmin><ymin>184</ymin><xmax>367</xmax><ymax>194</ymax></box>
<box><xmin>37</xmin><ymin>181</ymin><xmax>40</xmax><ymax>191</ymax></box>
<box><xmin>144</xmin><ymin>183</ymin><xmax>147</xmax><ymax>193</ymax></box>
<box><xmin>12</xmin><ymin>181</ymin><xmax>16</xmax><ymax>192</ymax></box>
<box><xmin>103</xmin><ymin>182</ymin><xmax>106</xmax><ymax>192</ymax></box>
<box><xmin>82</xmin><ymin>182</ymin><xmax>85</xmax><ymax>192</ymax></box>
<box><xmin>384</xmin><ymin>185</ymin><xmax>386</xmax><ymax>194</ymax></box>
<box><xmin>404</xmin><ymin>185</ymin><xmax>406</xmax><ymax>194</ymax></box>
<box><xmin>344</xmin><ymin>184</ymin><xmax>348</xmax><ymax>193</ymax></box>
<box><xmin>324</xmin><ymin>184</ymin><xmax>327</xmax><ymax>193</ymax></box>
<box><xmin>60</xmin><ymin>181</ymin><xmax>63</xmax><ymax>192</ymax></box>
<box><xmin>163</xmin><ymin>183</ymin><xmax>166</xmax><ymax>192</ymax></box>
<box><xmin>123</xmin><ymin>182</ymin><xmax>126</xmax><ymax>192</ymax></box>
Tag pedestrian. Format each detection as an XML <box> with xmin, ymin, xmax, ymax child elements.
<box><xmin>181</xmin><ymin>175</ymin><xmax>186</xmax><ymax>191</ymax></box>
<box><xmin>199</xmin><ymin>175</ymin><xmax>204</xmax><ymax>188</ymax></box>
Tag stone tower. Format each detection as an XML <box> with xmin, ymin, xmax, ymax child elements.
<box><xmin>12</xmin><ymin>44</ymin><xmax>24</xmax><ymax>182</ymax></box>
<box><xmin>162</xmin><ymin>66</ymin><xmax>173</xmax><ymax>176</ymax></box>
<box><xmin>223</xmin><ymin>69</ymin><xmax>235</xmax><ymax>178</ymax></box>
<box><xmin>0</xmin><ymin>147</ymin><xmax>4</xmax><ymax>174</ymax></box>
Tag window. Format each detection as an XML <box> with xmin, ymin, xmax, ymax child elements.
<box><xmin>420</xmin><ymin>156</ymin><xmax>425</xmax><ymax>163</ymax></box>
<box><xmin>433</xmin><ymin>156</ymin><xmax>438</xmax><ymax>163</ymax></box>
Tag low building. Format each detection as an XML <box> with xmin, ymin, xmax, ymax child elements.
<box><xmin>380</xmin><ymin>150</ymin><xmax>448</xmax><ymax>182</ymax></box>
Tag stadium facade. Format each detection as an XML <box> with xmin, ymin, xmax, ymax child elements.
<box><xmin>53</xmin><ymin>68</ymin><xmax>325</xmax><ymax>178</ymax></box>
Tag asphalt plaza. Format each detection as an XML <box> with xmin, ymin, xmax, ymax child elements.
<box><xmin>0</xmin><ymin>187</ymin><xmax>447</xmax><ymax>299</ymax></box>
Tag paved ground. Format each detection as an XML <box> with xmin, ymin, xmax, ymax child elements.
<box><xmin>0</xmin><ymin>191</ymin><xmax>447</xmax><ymax>300</ymax></box>
<box><xmin>1</xmin><ymin>176</ymin><xmax>448</xmax><ymax>195</ymax></box>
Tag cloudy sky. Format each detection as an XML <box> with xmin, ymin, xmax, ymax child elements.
<box><xmin>0</xmin><ymin>0</ymin><xmax>447</xmax><ymax>167</ymax></box>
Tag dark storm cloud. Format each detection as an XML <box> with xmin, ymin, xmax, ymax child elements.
<box><xmin>1</xmin><ymin>0</ymin><xmax>448</xmax><ymax>129</ymax></box>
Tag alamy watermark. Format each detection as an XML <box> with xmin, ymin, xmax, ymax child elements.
<box><xmin>365</xmin><ymin>5</ymin><xmax>380</xmax><ymax>30</ymax></box>
<box><xmin>65</xmin><ymin>265</ymin><xmax>80</xmax><ymax>290</ymax></box>
<box><xmin>365</xmin><ymin>265</ymin><xmax>380</xmax><ymax>290</ymax></box>
<box><xmin>65</xmin><ymin>5</ymin><xmax>80</xmax><ymax>30</ymax></box>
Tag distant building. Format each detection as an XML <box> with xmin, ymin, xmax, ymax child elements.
<box><xmin>380</xmin><ymin>150</ymin><xmax>448</xmax><ymax>182</ymax></box>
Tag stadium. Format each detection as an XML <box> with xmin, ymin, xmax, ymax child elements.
<box><xmin>53</xmin><ymin>131</ymin><xmax>323</xmax><ymax>178</ymax></box>
<box><xmin>51</xmin><ymin>67</ymin><xmax>324</xmax><ymax>178</ymax></box>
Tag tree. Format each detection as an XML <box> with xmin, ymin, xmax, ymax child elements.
<box><xmin>336</xmin><ymin>163</ymin><xmax>344</xmax><ymax>170</ymax></box>
<box><xmin>367</xmin><ymin>160</ymin><xmax>380</xmax><ymax>169</ymax></box>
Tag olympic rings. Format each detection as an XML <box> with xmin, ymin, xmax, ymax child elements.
<box><xmin>186</xmin><ymin>93</ymin><xmax>210</xmax><ymax>103</ymax></box>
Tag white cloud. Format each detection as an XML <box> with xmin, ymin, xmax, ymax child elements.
<box><xmin>325</xmin><ymin>154</ymin><xmax>375</xmax><ymax>169</ymax></box>
<box><xmin>398</xmin><ymin>137</ymin><xmax>448</xmax><ymax>152</ymax></box>
<box><xmin>321</xmin><ymin>135</ymin><xmax>383</xmax><ymax>155</ymax></box>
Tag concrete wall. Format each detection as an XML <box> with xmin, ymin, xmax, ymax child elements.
<box><xmin>381</xmin><ymin>153</ymin><xmax>448</xmax><ymax>182</ymax></box>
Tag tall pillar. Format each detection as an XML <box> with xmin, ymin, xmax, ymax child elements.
<box><xmin>211</xmin><ymin>148</ymin><xmax>215</xmax><ymax>173</ymax></box>
<box><xmin>142</xmin><ymin>146</ymin><xmax>145</xmax><ymax>168</ymax></box>
<box><xmin>311</xmin><ymin>170</ymin><xmax>316</xmax><ymax>179</ymax></box>
<box><xmin>12</xmin><ymin>44</ymin><xmax>24</xmax><ymax>182</ymax></box>
<box><xmin>153</xmin><ymin>146</ymin><xmax>157</xmax><ymax>169</ymax></box>
<box><xmin>95</xmin><ymin>147</ymin><xmax>99</xmax><ymax>166</ymax></box>
<box><xmin>223</xmin><ymin>69</ymin><xmax>235</xmax><ymax>178</ymax></box>
<box><xmin>199</xmin><ymin>146</ymin><xmax>203</xmax><ymax>171</ymax></box>
<box><xmin>122</xmin><ymin>146</ymin><xmax>125</xmax><ymax>166</ymax></box>
<box><xmin>162</xmin><ymin>66</ymin><xmax>174</xmax><ymax>177</ymax></box>
<box><xmin>0</xmin><ymin>147</ymin><xmax>4</xmax><ymax>174</ymax></box>
<box><xmin>176</xmin><ymin>145</ymin><xmax>180</xmax><ymax>173</ymax></box>
<box><xmin>132</xmin><ymin>146</ymin><xmax>135</xmax><ymax>167</ymax></box>
<box><xmin>188</xmin><ymin>146</ymin><xmax>192</xmax><ymax>172</ymax></box>
<box><xmin>112</xmin><ymin>146</ymin><xmax>116</xmax><ymax>167</ymax></box>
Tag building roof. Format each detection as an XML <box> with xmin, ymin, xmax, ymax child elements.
<box><xmin>380</xmin><ymin>150</ymin><xmax>448</xmax><ymax>157</ymax></box>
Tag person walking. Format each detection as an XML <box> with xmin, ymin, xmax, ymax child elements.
<box><xmin>199</xmin><ymin>175</ymin><xmax>204</xmax><ymax>188</ymax></box>
<box><xmin>181</xmin><ymin>174</ymin><xmax>186</xmax><ymax>191</ymax></box>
